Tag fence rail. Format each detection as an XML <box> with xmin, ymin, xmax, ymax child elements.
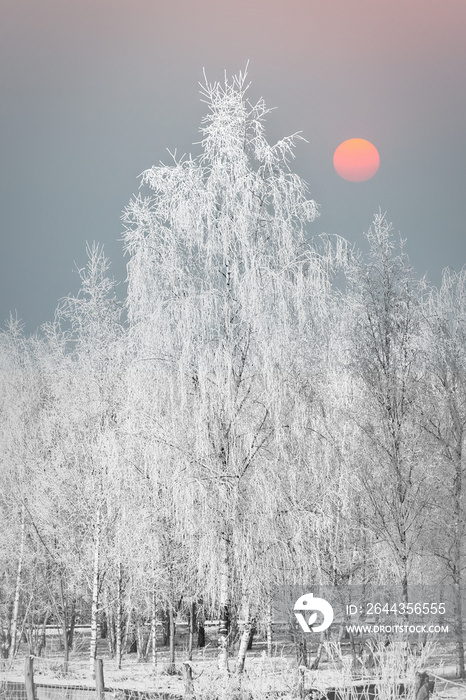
<box><xmin>1</xmin><ymin>655</ymin><xmax>444</xmax><ymax>700</ymax></box>
<box><xmin>0</xmin><ymin>659</ymin><xmax>182</xmax><ymax>700</ymax></box>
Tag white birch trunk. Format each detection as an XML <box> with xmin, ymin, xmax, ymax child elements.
<box><xmin>105</xmin><ymin>588</ymin><xmax>115</xmax><ymax>659</ymax></box>
<box><xmin>9</xmin><ymin>506</ymin><xmax>25</xmax><ymax>659</ymax></box>
<box><xmin>187</xmin><ymin>601</ymin><xmax>195</xmax><ymax>661</ymax></box>
<box><xmin>115</xmin><ymin>561</ymin><xmax>123</xmax><ymax>669</ymax></box>
<box><xmin>235</xmin><ymin>606</ymin><xmax>255</xmax><ymax>674</ymax></box>
<box><xmin>89</xmin><ymin>507</ymin><xmax>101</xmax><ymax>676</ymax></box>
<box><xmin>136</xmin><ymin>619</ymin><xmax>144</xmax><ymax>662</ymax></box>
<box><xmin>453</xmin><ymin>429</ymin><xmax>465</xmax><ymax>678</ymax></box>
<box><xmin>167</xmin><ymin>606</ymin><xmax>176</xmax><ymax>673</ymax></box>
<box><xmin>266</xmin><ymin>600</ymin><xmax>273</xmax><ymax>657</ymax></box>
<box><xmin>217</xmin><ymin>531</ymin><xmax>231</xmax><ymax>674</ymax></box>
<box><xmin>151</xmin><ymin>585</ymin><xmax>157</xmax><ymax>670</ymax></box>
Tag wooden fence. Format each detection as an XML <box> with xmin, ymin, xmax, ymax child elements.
<box><xmin>0</xmin><ymin>657</ymin><xmax>181</xmax><ymax>700</ymax></box>
<box><xmin>0</xmin><ymin>656</ymin><xmax>436</xmax><ymax>700</ymax></box>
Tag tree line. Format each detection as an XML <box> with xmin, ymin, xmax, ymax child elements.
<box><xmin>1</xmin><ymin>70</ymin><xmax>465</xmax><ymax>678</ymax></box>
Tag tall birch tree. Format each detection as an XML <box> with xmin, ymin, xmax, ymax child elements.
<box><xmin>0</xmin><ymin>320</ymin><xmax>44</xmax><ymax>659</ymax></box>
<box><xmin>345</xmin><ymin>213</ymin><xmax>431</xmax><ymax>602</ymax></box>
<box><xmin>121</xmin><ymin>69</ymin><xmax>345</xmax><ymax>672</ymax></box>
<box><xmin>421</xmin><ymin>267</ymin><xmax>466</xmax><ymax>677</ymax></box>
<box><xmin>41</xmin><ymin>243</ymin><xmax>125</xmax><ymax>675</ymax></box>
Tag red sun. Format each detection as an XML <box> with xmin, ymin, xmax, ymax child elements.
<box><xmin>333</xmin><ymin>138</ymin><xmax>380</xmax><ymax>182</ymax></box>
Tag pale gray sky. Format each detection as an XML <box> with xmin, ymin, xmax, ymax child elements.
<box><xmin>1</xmin><ymin>0</ymin><xmax>465</xmax><ymax>331</ymax></box>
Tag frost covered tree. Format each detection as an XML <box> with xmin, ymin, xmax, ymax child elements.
<box><xmin>0</xmin><ymin>320</ymin><xmax>45</xmax><ymax>659</ymax></box>
<box><xmin>421</xmin><ymin>267</ymin><xmax>466</xmax><ymax>677</ymax></box>
<box><xmin>39</xmin><ymin>244</ymin><xmax>125</xmax><ymax>675</ymax></box>
<box><xmin>121</xmin><ymin>69</ymin><xmax>350</xmax><ymax>671</ymax></box>
<box><xmin>345</xmin><ymin>213</ymin><xmax>432</xmax><ymax>602</ymax></box>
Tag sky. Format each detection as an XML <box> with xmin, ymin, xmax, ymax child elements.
<box><xmin>1</xmin><ymin>0</ymin><xmax>466</xmax><ymax>332</ymax></box>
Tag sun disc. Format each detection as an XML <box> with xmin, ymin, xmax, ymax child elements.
<box><xmin>333</xmin><ymin>138</ymin><xmax>380</xmax><ymax>182</ymax></box>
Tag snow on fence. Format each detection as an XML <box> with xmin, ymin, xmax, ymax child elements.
<box><xmin>0</xmin><ymin>656</ymin><xmax>439</xmax><ymax>700</ymax></box>
<box><xmin>0</xmin><ymin>658</ymin><xmax>181</xmax><ymax>700</ymax></box>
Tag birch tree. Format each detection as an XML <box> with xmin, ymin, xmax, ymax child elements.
<box><xmin>421</xmin><ymin>267</ymin><xmax>466</xmax><ymax>677</ymax></box>
<box><xmin>121</xmin><ymin>69</ymin><xmax>348</xmax><ymax>672</ymax></box>
<box><xmin>40</xmin><ymin>243</ymin><xmax>125</xmax><ymax>675</ymax></box>
<box><xmin>345</xmin><ymin>213</ymin><xmax>432</xmax><ymax>602</ymax></box>
<box><xmin>0</xmin><ymin>320</ymin><xmax>44</xmax><ymax>659</ymax></box>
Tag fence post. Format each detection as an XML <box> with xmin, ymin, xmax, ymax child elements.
<box><xmin>25</xmin><ymin>656</ymin><xmax>35</xmax><ymax>700</ymax></box>
<box><xmin>95</xmin><ymin>659</ymin><xmax>105</xmax><ymax>700</ymax></box>
<box><xmin>297</xmin><ymin>665</ymin><xmax>305</xmax><ymax>700</ymax></box>
<box><xmin>182</xmin><ymin>661</ymin><xmax>194</xmax><ymax>699</ymax></box>
<box><xmin>414</xmin><ymin>671</ymin><xmax>434</xmax><ymax>699</ymax></box>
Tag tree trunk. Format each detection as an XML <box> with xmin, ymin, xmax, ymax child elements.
<box><xmin>105</xmin><ymin>590</ymin><xmax>115</xmax><ymax>659</ymax></box>
<box><xmin>349</xmin><ymin>633</ymin><xmax>360</xmax><ymax>672</ymax></box>
<box><xmin>116</xmin><ymin>562</ymin><xmax>123</xmax><ymax>669</ymax></box>
<box><xmin>310</xmin><ymin>633</ymin><xmax>325</xmax><ymax>670</ymax></box>
<box><xmin>197</xmin><ymin>600</ymin><xmax>205</xmax><ymax>648</ymax></box>
<box><xmin>89</xmin><ymin>507</ymin><xmax>101</xmax><ymax>677</ymax></box>
<box><xmin>143</xmin><ymin>626</ymin><xmax>152</xmax><ymax>661</ymax></box>
<box><xmin>217</xmin><ymin>531</ymin><xmax>231</xmax><ymax>673</ymax></box>
<box><xmin>453</xmin><ymin>574</ymin><xmax>465</xmax><ymax>679</ymax></box>
<box><xmin>100</xmin><ymin>611</ymin><xmax>107</xmax><ymax>639</ymax></box>
<box><xmin>67</xmin><ymin>601</ymin><xmax>76</xmax><ymax>651</ymax></box>
<box><xmin>37</xmin><ymin>611</ymin><xmax>49</xmax><ymax>657</ymax></box>
<box><xmin>188</xmin><ymin>601</ymin><xmax>195</xmax><ymax>661</ymax></box>
<box><xmin>167</xmin><ymin>606</ymin><xmax>176</xmax><ymax>673</ymax></box>
<box><xmin>59</xmin><ymin>577</ymin><xmax>70</xmax><ymax>673</ymax></box>
<box><xmin>107</xmin><ymin>614</ymin><xmax>115</xmax><ymax>659</ymax></box>
<box><xmin>136</xmin><ymin>621</ymin><xmax>142</xmax><ymax>661</ymax></box>
<box><xmin>229</xmin><ymin>605</ymin><xmax>239</xmax><ymax>651</ymax></box>
<box><xmin>136</xmin><ymin>618</ymin><xmax>146</xmax><ymax>662</ymax></box>
<box><xmin>123</xmin><ymin>605</ymin><xmax>133</xmax><ymax>656</ymax></box>
<box><xmin>453</xmin><ymin>433</ymin><xmax>465</xmax><ymax>678</ymax></box>
<box><xmin>1</xmin><ymin>610</ymin><xmax>12</xmax><ymax>658</ymax></box>
<box><xmin>266</xmin><ymin>600</ymin><xmax>273</xmax><ymax>657</ymax></box>
<box><xmin>247</xmin><ymin>623</ymin><xmax>256</xmax><ymax>651</ymax></box>
<box><xmin>9</xmin><ymin>506</ymin><xmax>25</xmax><ymax>660</ymax></box>
<box><xmin>235</xmin><ymin>609</ymin><xmax>255</xmax><ymax>674</ymax></box>
<box><xmin>161</xmin><ymin>608</ymin><xmax>169</xmax><ymax>647</ymax></box>
<box><xmin>151</xmin><ymin>587</ymin><xmax>157</xmax><ymax>670</ymax></box>
<box><xmin>16</xmin><ymin>595</ymin><xmax>32</xmax><ymax>657</ymax></box>
<box><xmin>400</xmin><ymin>552</ymin><xmax>409</xmax><ymax>608</ymax></box>
<box><xmin>297</xmin><ymin>638</ymin><xmax>308</xmax><ymax>668</ymax></box>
